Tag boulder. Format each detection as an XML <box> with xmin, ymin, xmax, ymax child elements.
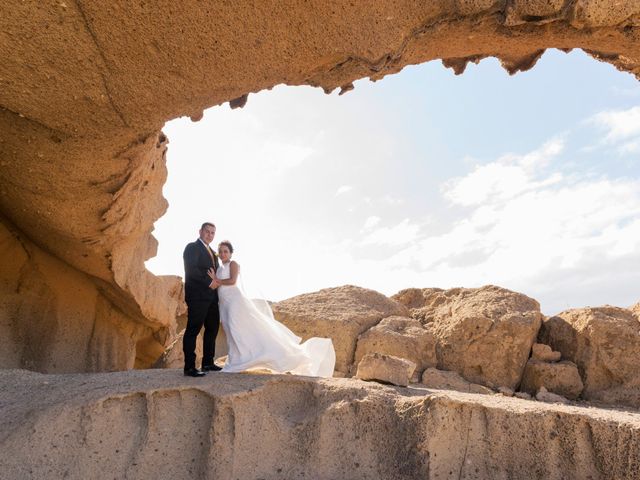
<box><xmin>514</xmin><ymin>391</ymin><xmax>532</xmax><ymax>400</ymax></box>
<box><xmin>539</xmin><ymin>306</ymin><xmax>640</xmax><ymax>408</ymax></box>
<box><xmin>354</xmin><ymin>316</ymin><xmax>437</xmax><ymax>382</ymax></box>
<box><xmin>273</xmin><ymin>286</ymin><xmax>408</xmax><ymax>375</ymax></box>
<box><xmin>631</xmin><ymin>302</ymin><xmax>640</xmax><ymax>318</ymax></box>
<box><xmin>355</xmin><ymin>353</ymin><xmax>416</xmax><ymax>387</ymax></box>
<box><xmin>520</xmin><ymin>360</ymin><xmax>584</xmax><ymax>400</ymax></box>
<box><xmin>394</xmin><ymin>285</ymin><xmax>542</xmax><ymax>390</ymax></box>
<box><xmin>536</xmin><ymin>386</ymin><xmax>569</xmax><ymax>404</ymax></box>
<box><xmin>421</xmin><ymin>368</ymin><xmax>493</xmax><ymax>395</ymax></box>
<box><xmin>531</xmin><ymin>343</ymin><xmax>561</xmax><ymax>362</ymax></box>
<box><xmin>498</xmin><ymin>386</ymin><xmax>514</xmax><ymax>397</ymax></box>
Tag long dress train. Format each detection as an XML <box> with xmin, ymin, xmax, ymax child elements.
<box><xmin>216</xmin><ymin>262</ymin><xmax>335</xmax><ymax>377</ymax></box>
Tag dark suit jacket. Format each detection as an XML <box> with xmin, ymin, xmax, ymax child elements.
<box><xmin>183</xmin><ymin>239</ymin><xmax>220</xmax><ymax>303</ymax></box>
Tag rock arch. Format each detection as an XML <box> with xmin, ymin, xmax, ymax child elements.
<box><xmin>1</xmin><ymin>1</ymin><xmax>639</xmax><ymax>371</ymax></box>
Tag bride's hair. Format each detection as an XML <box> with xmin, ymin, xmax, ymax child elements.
<box><xmin>219</xmin><ymin>240</ymin><xmax>234</xmax><ymax>254</ymax></box>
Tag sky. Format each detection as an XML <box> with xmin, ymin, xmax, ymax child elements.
<box><xmin>146</xmin><ymin>49</ymin><xmax>640</xmax><ymax>315</ymax></box>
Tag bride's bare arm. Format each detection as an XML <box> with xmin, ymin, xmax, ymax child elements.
<box><xmin>215</xmin><ymin>261</ymin><xmax>240</xmax><ymax>286</ymax></box>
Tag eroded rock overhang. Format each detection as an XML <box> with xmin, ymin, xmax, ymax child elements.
<box><xmin>1</xmin><ymin>1</ymin><xmax>639</xmax><ymax>371</ymax></box>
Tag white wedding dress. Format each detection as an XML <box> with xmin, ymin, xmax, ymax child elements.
<box><xmin>216</xmin><ymin>262</ymin><xmax>335</xmax><ymax>377</ymax></box>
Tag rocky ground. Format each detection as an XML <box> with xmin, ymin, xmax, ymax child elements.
<box><xmin>159</xmin><ymin>284</ymin><xmax>640</xmax><ymax>411</ymax></box>
<box><xmin>1</xmin><ymin>368</ymin><xmax>639</xmax><ymax>480</ymax></box>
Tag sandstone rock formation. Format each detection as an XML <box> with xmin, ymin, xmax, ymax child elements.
<box><xmin>356</xmin><ymin>353</ymin><xmax>416</xmax><ymax>387</ymax></box>
<box><xmin>421</xmin><ymin>367</ymin><xmax>493</xmax><ymax>395</ymax></box>
<box><xmin>531</xmin><ymin>342</ymin><xmax>562</xmax><ymax>362</ymax></box>
<box><xmin>539</xmin><ymin>306</ymin><xmax>640</xmax><ymax>408</ymax></box>
<box><xmin>514</xmin><ymin>391</ymin><xmax>533</xmax><ymax>400</ymax></box>
<box><xmin>536</xmin><ymin>386</ymin><xmax>570</xmax><ymax>404</ymax></box>
<box><xmin>272</xmin><ymin>286</ymin><xmax>407</xmax><ymax>376</ymax></box>
<box><xmin>2</xmin><ymin>369</ymin><xmax>640</xmax><ymax>480</ymax></box>
<box><xmin>498</xmin><ymin>386</ymin><xmax>515</xmax><ymax>396</ymax></box>
<box><xmin>0</xmin><ymin>217</ymin><xmax>184</xmax><ymax>372</ymax></box>
<box><xmin>394</xmin><ymin>286</ymin><xmax>542</xmax><ymax>389</ymax></box>
<box><xmin>520</xmin><ymin>359</ymin><xmax>584</xmax><ymax>400</ymax></box>
<box><xmin>354</xmin><ymin>315</ymin><xmax>437</xmax><ymax>383</ymax></box>
<box><xmin>2</xmin><ymin>1</ymin><xmax>640</xmax><ymax>373</ymax></box>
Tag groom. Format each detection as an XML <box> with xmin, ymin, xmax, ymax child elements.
<box><xmin>182</xmin><ymin>222</ymin><xmax>222</xmax><ymax>377</ymax></box>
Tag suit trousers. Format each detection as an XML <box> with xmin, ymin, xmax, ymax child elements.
<box><xmin>182</xmin><ymin>299</ymin><xmax>220</xmax><ymax>370</ymax></box>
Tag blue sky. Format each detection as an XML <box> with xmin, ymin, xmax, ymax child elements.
<box><xmin>146</xmin><ymin>49</ymin><xmax>640</xmax><ymax>314</ymax></box>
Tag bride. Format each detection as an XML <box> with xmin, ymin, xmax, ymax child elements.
<box><xmin>208</xmin><ymin>241</ymin><xmax>335</xmax><ymax>377</ymax></box>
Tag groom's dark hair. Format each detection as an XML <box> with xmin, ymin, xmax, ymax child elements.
<box><xmin>201</xmin><ymin>222</ymin><xmax>215</xmax><ymax>230</ymax></box>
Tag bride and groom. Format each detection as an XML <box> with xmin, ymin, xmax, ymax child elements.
<box><xmin>182</xmin><ymin>222</ymin><xmax>336</xmax><ymax>378</ymax></box>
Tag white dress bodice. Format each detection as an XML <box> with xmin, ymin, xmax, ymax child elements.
<box><xmin>216</xmin><ymin>262</ymin><xmax>231</xmax><ymax>280</ymax></box>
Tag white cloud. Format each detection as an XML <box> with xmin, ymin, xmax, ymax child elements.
<box><xmin>589</xmin><ymin>106</ymin><xmax>640</xmax><ymax>155</ymax></box>
<box><xmin>147</xmin><ymin>76</ymin><xmax>640</xmax><ymax>318</ymax></box>
<box><xmin>591</xmin><ymin>106</ymin><xmax>640</xmax><ymax>142</ymax></box>
<box><xmin>378</xmin><ymin>138</ymin><xmax>640</xmax><ymax>313</ymax></box>
<box><xmin>359</xmin><ymin>218</ymin><xmax>422</xmax><ymax>247</ymax></box>
<box><xmin>260</xmin><ymin>140</ymin><xmax>315</xmax><ymax>171</ymax></box>
<box><xmin>362</xmin><ymin>215</ymin><xmax>381</xmax><ymax>230</ymax></box>
<box><xmin>335</xmin><ymin>185</ymin><xmax>353</xmax><ymax>196</ymax></box>
<box><xmin>381</xmin><ymin>194</ymin><xmax>405</xmax><ymax>205</ymax></box>
<box><xmin>443</xmin><ymin>138</ymin><xmax>564</xmax><ymax>207</ymax></box>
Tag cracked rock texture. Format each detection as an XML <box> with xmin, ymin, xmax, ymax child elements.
<box><xmin>354</xmin><ymin>315</ymin><xmax>437</xmax><ymax>383</ymax></box>
<box><xmin>539</xmin><ymin>306</ymin><xmax>640</xmax><ymax>408</ymax></box>
<box><xmin>520</xmin><ymin>359</ymin><xmax>584</xmax><ymax>400</ymax></box>
<box><xmin>1</xmin><ymin>1</ymin><xmax>640</xmax><ymax>373</ymax></box>
<box><xmin>1</xmin><ymin>369</ymin><xmax>639</xmax><ymax>480</ymax></box>
<box><xmin>393</xmin><ymin>286</ymin><xmax>542</xmax><ymax>389</ymax></box>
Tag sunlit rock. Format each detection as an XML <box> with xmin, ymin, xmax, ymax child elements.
<box><xmin>520</xmin><ymin>359</ymin><xmax>584</xmax><ymax>400</ymax></box>
<box><xmin>355</xmin><ymin>352</ymin><xmax>416</xmax><ymax>387</ymax></box>
<box><xmin>393</xmin><ymin>285</ymin><xmax>542</xmax><ymax>390</ymax></box>
<box><xmin>354</xmin><ymin>315</ymin><xmax>437</xmax><ymax>383</ymax></box>
<box><xmin>539</xmin><ymin>306</ymin><xmax>640</xmax><ymax>408</ymax></box>
<box><xmin>272</xmin><ymin>285</ymin><xmax>407</xmax><ymax>376</ymax></box>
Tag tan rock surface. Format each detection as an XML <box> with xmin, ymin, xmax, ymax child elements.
<box><xmin>2</xmin><ymin>1</ymin><xmax>640</xmax><ymax>373</ymax></box>
<box><xmin>2</xmin><ymin>369</ymin><xmax>640</xmax><ymax>480</ymax></box>
<box><xmin>153</xmin><ymin>327</ymin><xmax>228</xmax><ymax>370</ymax></box>
<box><xmin>531</xmin><ymin>342</ymin><xmax>562</xmax><ymax>362</ymax></box>
<box><xmin>354</xmin><ymin>315</ymin><xmax>437</xmax><ymax>382</ymax></box>
<box><xmin>356</xmin><ymin>353</ymin><xmax>416</xmax><ymax>387</ymax></box>
<box><xmin>539</xmin><ymin>306</ymin><xmax>640</xmax><ymax>408</ymax></box>
<box><xmin>421</xmin><ymin>368</ymin><xmax>494</xmax><ymax>395</ymax></box>
<box><xmin>272</xmin><ymin>286</ymin><xmax>407</xmax><ymax>375</ymax></box>
<box><xmin>520</xmin><ymin>360</ymin><xmax>584</xmax><ymax>400</ymax></box>
<box><xmin>0</xmin><ymin>217</ymin><xmax>182</xmax><ymax>372</ymax></box>
<box><xmin>498</xmin><ymin>386</ymin><xmax>515</xmax><ymax>397</ymax></box>
<box><xmin>536</xmin><ymin>386</ymin><xmax>570</xmax><ymax>404</ymax></box>
<box><xmin>514</xmin><ymin>391</ymin><xmax>533</xmax><ymax>400</ymax></box>
<box><xmin>394</xmin><ymin>285</ymin><xmax>542</xmax><ymax>389</ymax></box>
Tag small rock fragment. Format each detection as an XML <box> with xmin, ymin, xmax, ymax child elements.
<box><xmin>531</xmin><ymin>343</ymin><xmax>561</xmax><ymax>362</ymax></box>
<box><xmin>498</xmin><ymin>386</ymin><xmax>514</xmax><ymax>397</ymax></box>
<box><xmin>514</xmin><ymin>391</ymin><xmax>533</xmax><ymax>400</ymax></box>
<box><xmin>536</xmin><ymin>386</ymin><xmax>569</xmax><ymax>404</ymax></box>
<box><xmin>356</xmin><ymin>353</ymin><xmax>415</xmax><ymax>387</ymax></box>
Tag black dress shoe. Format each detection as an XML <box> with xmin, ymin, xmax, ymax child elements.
<box><xmin>184</xmin><ymin>367</ymin><xmax>206</xmax><ymax>377</ymax></box>
<box><xmin>202</xmin><ymin>364</ymin><xmax>222</xmax><ymax>372</ymax></box>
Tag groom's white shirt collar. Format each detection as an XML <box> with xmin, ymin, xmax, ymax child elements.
<box><xmin>198</xmin><ymin>238</ymin><xmax>210</xmax><ymax>250</ymax></box>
